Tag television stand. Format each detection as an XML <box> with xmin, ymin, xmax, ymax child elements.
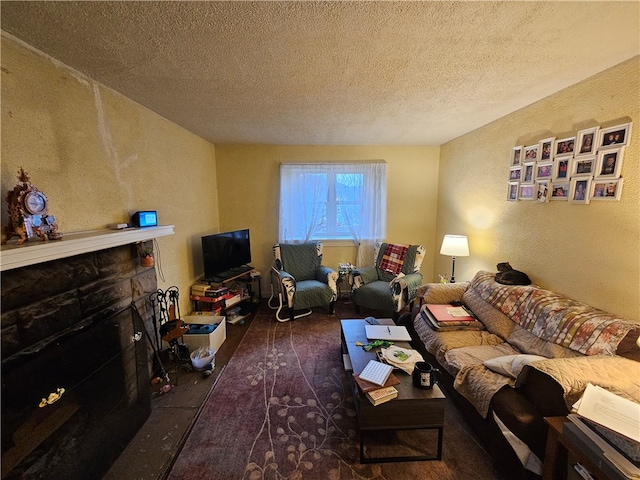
<box><xmin>190</xmin><ymin>268</ymin><xmax>261</xmax><ymax>317</ymax></box>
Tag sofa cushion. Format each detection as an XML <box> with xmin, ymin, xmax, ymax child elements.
<box><xmin>462</xmin><ymin>287</ymin><xmax>516</xmax><ymax>340</ymax></box>
<box><xmin>484</xmin><ymin>354</ymin><xmax>547</xmax><ymax>379</ymax></box>
<box><xmin>616</xmin><ymin>329</ymin><xmax>640</xmax><ymax>361</ymax></box>
<box><xmin>412</xmin><ymin>309</ymin><xmax>505</xmax><ymax>372</ymax></box>
<box><xmin>518</xmin><ymin>355</ymin><xmax>640</xmax><ymax>409</ymax></box>
<box><xmin>469</xmin><ymin>271</ymin><xmax>640</xmax><ymax>356</ymax></box>
<box><xmin>445</xmin><ymin>344</ymin><xmax>520</xmax><ymax>376</ymax></box>
<box><xmin>507</xmin><ymin>325</ymin><xmax>584</xmax><ymax>359</ymax></box>
<box><xmin>416</xmin><ymin>281</ymin><xmax>469</xmax><ymax>305</ymax></box>
<box><xmin>491</xmin><ymin>387</ymin><xmax>550</xmax><ymax>462</ymax></box>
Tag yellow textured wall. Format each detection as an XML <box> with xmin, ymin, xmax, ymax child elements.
<box><xmin>1</xmin><ymin>35</ymin><xmax>220</xmax><ymax>315</ymax></box>
<box><xmin>438</xmin><ymin>56</ymin><xmax>639</xmax><ymax>320</ymax></box>
<box><xmin>214</xmin><ymin>145</ymin><xmax>440</xmax><ymax>294</ymax></box>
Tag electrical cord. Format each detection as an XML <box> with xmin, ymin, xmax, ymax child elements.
<box><xmin>153</xmin><ymin>238</ymin><xmax>166</xmax><ymax>282</ymax></box>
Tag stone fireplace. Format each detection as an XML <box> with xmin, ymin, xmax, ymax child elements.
<box><xmin>1</xmin><ymin>240</ymin><xmax>160</xmax><ymax>479</ymax></box>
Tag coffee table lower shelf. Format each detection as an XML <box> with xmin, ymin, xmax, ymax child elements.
<box><xmin>360</xmin><ymin>425</ymin><xmax>444</xmax><ymax>464</ymax></box>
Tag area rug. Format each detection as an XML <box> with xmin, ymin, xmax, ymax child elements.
<box><xmin>166</xmin><ymin>305</ymin><xmax>506</xmax><ymax>479</ymax></box>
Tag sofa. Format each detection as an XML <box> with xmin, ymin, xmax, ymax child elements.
<box><xmin>406</xmin><ymin>270</ymin><xmax>640</xmax><ymax>480</ymax></box>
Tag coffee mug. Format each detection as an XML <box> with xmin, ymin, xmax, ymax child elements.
<box><xmin>412</xmin><ymin>361</ymin><xmax>438</xmax><ymax>389</ymax></box>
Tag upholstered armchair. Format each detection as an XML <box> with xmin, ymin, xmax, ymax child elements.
<box><xmin>269</xmin><ymin>242</ymin><xmax>338</xmax><ymax>322</ymax></box>
<box><xmin>350</xmin><ymin>243</ymin><xmax>425</xmax><ymax>317</ymax></box>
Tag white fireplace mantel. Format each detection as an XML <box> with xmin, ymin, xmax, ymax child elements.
<box><xmin>0</xmin><ymin>225</ymin><xmax>174</xmax><ymax>271</ymax></box>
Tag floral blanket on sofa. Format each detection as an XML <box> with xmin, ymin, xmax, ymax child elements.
<box><xmin>470</xmin><ymin>271</ymin><xmax>639</xmax><ymax>356</ymax></box>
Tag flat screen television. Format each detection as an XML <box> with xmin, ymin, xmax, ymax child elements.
<box><xmin>202</xmin><ymin>229</ymin><xmax>252</xmax><ymax>281</ymax></box>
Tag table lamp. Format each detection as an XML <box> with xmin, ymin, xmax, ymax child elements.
<box><xmin>440</xmin><ymin>235</ymin><xmax>469</xmax><ymax>283</ymax></box>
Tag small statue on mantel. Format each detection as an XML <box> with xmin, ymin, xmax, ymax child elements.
<box><xmin>2</xmin><ymin>167</ymin><xmax>62</xmax><ymax>245</ymax></box>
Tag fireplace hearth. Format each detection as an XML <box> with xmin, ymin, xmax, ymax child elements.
<box><xmin>1</xmin><ymin>243</ymin><xmax>157</xmax><ymax>479</ymax></box>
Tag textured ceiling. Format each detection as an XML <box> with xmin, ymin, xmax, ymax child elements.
<box><xmin>1</xmin><ymin>1</ymin><xmax>639</xmax><ymax>145</ymax></box>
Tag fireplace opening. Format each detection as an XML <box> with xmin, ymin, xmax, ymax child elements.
<box><xmin>1</xmin><ymin>304</ymin><xmax>151</xmax><ymax>479</ymax></box>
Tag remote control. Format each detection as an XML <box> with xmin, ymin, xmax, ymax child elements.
<box><xmin>365</xmin><ymin>316</ymin><xmax>380</xmax><ymax>325</ymax></box>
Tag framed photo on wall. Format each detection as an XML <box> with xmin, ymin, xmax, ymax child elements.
<box><xmin>522</xmin><ymin>162</ymin><xmax>535</xmax><ymax>183</ymax></box>
<box><xmin>511</xmin><ymin>146</ymin><xmax>523</xmax><ymax>166</ymax></box>
<box><xmin>590</xmin><ymin>178</ymin><xmax>623</xmax><ymax>201</ymax></box>
<box><xmin>555</xmin><ymin>136</ymin><xmax>576</xmax><ymax>156</ymax></box>
<box><xmin>550</xmin><ymin>182</ymin><xmax>570</xmax><ymax>200</ymax></box>
<box><xmin>575</xmin><ymin>127</ymin><xmax>599</xmax><ymax>156</ymax></box>
<box><xmin>595</xmin><ymin>147</ymin><xmax>624</xmax><ymax>179</ymax></box>
<box><xmin>598</xmin><ymin>123</ymin><xmax>632</xmax><ymax>149</ymax></box>
<box><xmin>535</xmin><ymin>180</ymin><xmax>550</xmax><ymax>203</ymax></box>
<box><xmin>507</xmin><ymin>182</ymin><xmax>519</xmax><ymax>201</ymax></box>
<box><xmin>553</xmin><ymin>155</ymin><xmax>571</xmax><ymax>180</ymax></box>
<box><xmin>509</xmin><ymin>166</ymin><xmax>522</xmax><ymax>181</ymax></box>
<box><xmin>523</xmin><ymin>145</ymin><xmax>539</xmax><ymax>162</ymax></box>
<box><xmin>538</xmin><ymin>137</ymin><xmax>555</xmax><ymax>162</ymax></box>
<box><xmin>519</xmin><ymin>183</ymin><xmax>534</xmax><ymax>200</ymax></box>
<box><xmin>535</xmin><ymin>162</ymin><xmax>553</xmax><ymax>180</ymax></box>
<box><xmin>569</xmin><ymin>177</ymin><xmax>592</xmax><ymax>204</ymax></box>
<box><xmin>570</xmin><ymin>155</ymin><xmax>596</xmax><ymax>177</ymax></box>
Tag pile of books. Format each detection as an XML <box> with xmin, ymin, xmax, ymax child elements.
<box><xmin>365</xmin><ymin>386</ymin><xmax>398</xmax><ymax>406</ymax></box>
<box><xmin>191</xmin><ymin>283</ymin><xmax>211</xmax><ymax>296</ymax></box>
<box><xmin>353</xmin><ymin>361</ymin><xmax>400</xmax><ymax>406</ymax></box>
<box><xmin>567</xmin><ymin>383</ymin><xmax>640</xmax><ymax>480</ymax></box>
<box><xmin>422</xmin><ymin>303</ymin><xmax>484</xmax><ymax>331</ymax></box>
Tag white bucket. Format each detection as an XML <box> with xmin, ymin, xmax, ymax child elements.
<box><xmin>190</xmin><ymin>346</ymin><xmax>215</xmax><ymax>371</ymax></box>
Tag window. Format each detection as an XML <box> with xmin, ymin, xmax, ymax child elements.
<box><xmin>279</xmin><ymin>162</ymin><xmax>386</xmax><ymax>244</ymax></box>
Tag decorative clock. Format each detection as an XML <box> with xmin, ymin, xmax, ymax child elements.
<box><xmin>2</xmin><ymin>167</ymin><xmax>62</xmax><ymax>245</ymax></box>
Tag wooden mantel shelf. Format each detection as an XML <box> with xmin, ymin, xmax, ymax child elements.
<box><xmin>0</xmin><ymin>225</ymin><xmax>175</xmax><ymax>271</ymax></box>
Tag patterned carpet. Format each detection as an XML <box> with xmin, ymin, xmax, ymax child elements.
<box><xmin>166</xmin><ymin>303</ymin><xmax>506</xmax><ymax>479</ymax></box>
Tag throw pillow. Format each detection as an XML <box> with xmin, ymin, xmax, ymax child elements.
<box><xmin>484</xmin><ymin>354</ymin><xmax>547</xmax><ymax>379</ymax></box>
<box><xmin>378</xmin><ymin>243</ymin><xmax>409</xmax><ymax>276</ymax></box>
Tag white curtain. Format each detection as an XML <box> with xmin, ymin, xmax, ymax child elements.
<box><xmin>336</xmin><ymin>162</ymin><xmax>386</xmax><ymax>267</ymax></box>
<box><xmin>279</xmin><ymin>163</ymin><xmax>327</xmax><ymax>242</ymax></box>
<box><xmin>279</xmin><ymin>162</ymin><xmax>386</xmax><ymax>266</ymax></box>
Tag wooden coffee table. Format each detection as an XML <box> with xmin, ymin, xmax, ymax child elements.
<box><xmin>340</xmin><ymin>318</ymin><xmax>446</xmax><ymax>463</ymax></box>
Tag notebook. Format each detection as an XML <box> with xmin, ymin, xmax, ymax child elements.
<box><xmin>358</xmin><ymin>360</ymin><xmax>394</xmax><ymax>386</ymax></box>
<box><xmin>365</xmin><ymin>324</ymin><xmax>411</xmax><ymax>341</ymax></box>
<box><xmin>426</xmin><ymin>304</ymin><xmax>475</xmax><ymax>322</ymax></box>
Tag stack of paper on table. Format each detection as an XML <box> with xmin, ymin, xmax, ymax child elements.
<box><xmin>568</xmin><ymin>383</ymin><xmax>640</xmax><ymax>479</ymax></box>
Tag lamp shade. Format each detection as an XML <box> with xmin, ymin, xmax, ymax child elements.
<box><xmin>440</xmin><ymin>235</ymin><xmax>469</xmax><ymax>257</ymax></box>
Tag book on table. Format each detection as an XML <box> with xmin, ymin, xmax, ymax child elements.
<box><xmin>366</xmin><ymin>386</ymin><xmax>398</xmax><ymax>406</ymax></box>
<box><xmin>353</xmin><ymin>371</ymin><xmax>400</xmax><ymax>393</ymax></box>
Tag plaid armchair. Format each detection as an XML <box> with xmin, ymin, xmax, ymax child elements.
<box><xmin>350</xmin><ymin>243</ymin><xmax>425</xmax><ymax>316</ymax></box>
<box><xmin>269</xmin><ymin>242</ymin><xmax>338</xmax><ymax>322</ymax></box>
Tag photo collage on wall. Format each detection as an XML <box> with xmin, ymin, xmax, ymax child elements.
<box><xmin>507</xmin><ymin>122</ymin><xmax>632</xmax><ymax>204</ymax></box>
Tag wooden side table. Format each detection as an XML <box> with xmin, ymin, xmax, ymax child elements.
<box><xmin>543</xmin><ymin>416</ymin><xmax>611</xmax><ymax>480</ymax></box>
